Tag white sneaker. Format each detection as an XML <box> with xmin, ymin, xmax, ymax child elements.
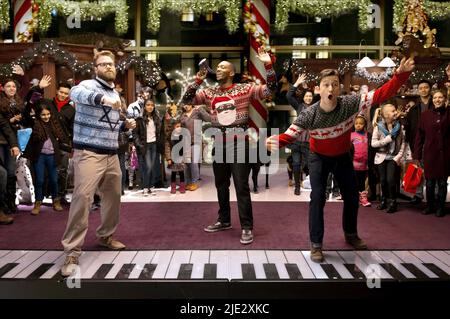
<box><xmin>143</xmin><ymin>188</ymin><xmax>150</xmax><ymax>196</ymax></box>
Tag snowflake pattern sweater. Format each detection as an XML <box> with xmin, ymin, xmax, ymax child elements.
<box><xmin>275</xmin><ymin>72</ymin><xmax>410</xmax><ymax>156</ymax></box>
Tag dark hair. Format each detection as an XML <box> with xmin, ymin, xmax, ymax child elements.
<box><xmin>418</xmin><ymin>79</ymin><xmax>432</xmax><ymax>88</ymax></box>
<box><xmin>431</xmin><ymin>89</ymin><xmax>447</xmax><ymax>99</ymax></box>
<box><xmin>0</xmin><ymin>79</ymin><xmax>23</xmax><ymax>114</ymax></box>
<box><xmin>143</xmin><ymin>98</ymin><xmax>158</xmax><ymax>122</ymax></box>
<box><xmin>319</xmin><ymin>69</ymin><xmax>340</xmax><ymax>84</ymax></box>
<box><xmin>57</xmin><ymin>82</ymin><xmax>72</xmax><ymax>90</ymax></box>
<box><xmin>355</xmin><ymin>114</ymin><xmax>367</xmax><ymax>127</ymax></box>
<box><xmin>34</xmin><ymin>102</ymin><xmax>67</xmax><ymax>142</ymax></box>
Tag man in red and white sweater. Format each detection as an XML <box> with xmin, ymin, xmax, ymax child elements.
<box><xmin>267</xmin><ymin>57</ymin><xmax>415</xmax><ymax>263</ymax></box>
<box><xmin>182</xmin><ymin>47</ymin><xmax>276</xmax><ymax>245</ymax></box>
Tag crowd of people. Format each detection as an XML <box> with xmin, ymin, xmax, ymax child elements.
<box><xmin>0</xmin><ymin>50</ymin><xmax>449</xmax><ymax>271</ymax></box>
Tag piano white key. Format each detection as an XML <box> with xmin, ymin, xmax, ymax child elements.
<box><xmin>40</xmin><ymin>253</ymin><xmax>68</xmax><ymax>279</ymax></box>
<box><xmin>165</xmin><ymin>250</ymin><xmax>191</xmax><ymax>279</ymax></box>
<box><xmin>393</xmin><ymin>251</ymin><xmax>439</xmax><ymax>278</ymax></box>
<box><xmin>445</xmin><ymin>251</ymin><xmax>450</xmax><ymax>256</ymax></box>
<box><xmin>2</xmin><ymin>251</ymin><xmax>46</xmax><ymax>278</ymax></box>
<box><xmin>410</xmin><ymin>251</ymin><xmax>450</xmax><ymax>275</ymax></box>
<box><xmin>0</xmin><ymin>250</ymin><xmax>29</xmax><ymax>269</ymax></box>
<box><xmin>283</xmin><ymin>251</ymin><xmax>315</xmax><ymax>279</ymax></box>
<box><xmin>151</xmin><ymin>251</ymin><xmax>174</xmax><ymax>279</ymax></box>
<box><xmin>190</xmin><ymin>250</ymin><xmax>209</xmax><ymax>279</ymax></box>
<box><xmin>355</xmin><ymin>251</ymin><xmax>393</xmax><ymax>279</ymax></box>
<box><xmin>229</xmin><ymin>250</ymin><xmax>248</xmax><ymax>280</ymax></box>
<box><xmin>266</xmin><ymin>250</ymin><xmax>289</xmax><ymax>279</ymax></box>
<box><xmin>15</xmin><ymin>251</ymin><xmax>63</xmax><ymax>279</ymax></box>
<box><xmin>0</xmin><ymin>250</ymin><xmax>10</xmax><ymax>259</ymax></box>
<box><xmin>247</xmin><ymin>250</ymin><xmax>268</xmax><ymax>279</ymax></box>
<box><xmin>81</xmin><ymin>251</ymin><xmax>120</xmax><ymax>279</ymax></box>
<box><xmin>324</xmin><ymin>251</ymin><xmax>354</xmax><ymax>279</ymax></box>
<box><xmin>373</xmin><ymin>251</ymin><xmax>415</xmax><ymax>279</ymax></box>
<box><xmin>105</xmin><ymin>251</ymin><xmax>138</xmax><ymax>279</ymax></box>
<box><xmin>210</xmin><ymin>251</ymin><xmax>229</xmax><ymax>279</ymax></box>
<box><xmin>427</xmin><ymin>251</ymin><xmax>450</xmax><ymax>267</ymax></box>
<box><xmin>301</xmin><ymin>251</ymin><xmax>328</xmax><ymax>279</ymax></box>
<box><xmin>338</xmin><ymin>251</ymin><xmax>371</xmax><ymax>278</ymax></box>
<box><xmin>77</xmin><ymin>252</ymin><xmax>105</xmax><ymax>279</ymax></box>
<box><xmin>128</xmin><ymin>251</ymin><xmax>156</xmax><ymax>279</ymax></box>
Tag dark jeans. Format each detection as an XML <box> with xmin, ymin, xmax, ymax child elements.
<box><xmin>326</xmin><ymin>173</ymin><xmax>339</xmax><ymax>194</ymax></box>
<box><xmin>34</xmin><ymin>154</ymin><xmax>58</xmax><ymax>201</ymax></box>
<box><xmin>118</xmin><ymin>152</ymin><xmax>127</xmax><ymax>190</ymax></box>
<box><xmin>57</xmin><ymin>151</ymin><xmax>69</xmax><ymax>198</ymax></box>
<box><xmin>212</xmin><ymin>142</ymin><xmax>253</xmax><ymax>230</ymax></box>
<box><xmin>141</xmin><ymin>142</ymin><xmax>161</xmax><ymax>188</ymax></box>
<box><xmin>0</xmin><ymin>164</ymin><xmax>7</xmax><ymax>208</ymax></box>
<box><xmin>308</xmin><ymin>152</ymin><xmax>359</xmax><ymax>246</ymax></box>
<box><xmin>355</xmin><ymin>170</ymin><xmax>368</xmax><ymax>192</ymax></box>
<box><xmin>289</xmin><ymin>142</ymin><xmax>309</xmax><ymax>174</ymax></box>
<box><xmin>426</xmin><ymin>178</ymin><xmax>447</xmax><ymax>209</ymax></box>
<box><xmin>377</xmin><ymin>160</ymin><xmax>398</xmax><ymax>201</ymax></box>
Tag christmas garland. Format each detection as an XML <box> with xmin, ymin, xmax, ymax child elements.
<box><xmin>116</xmin><ymin>55</ymin><xmax>162</xmax><ymax>87</ymax></box>
<box><xmin>0</xmin><ymin>0</ymin><xmax>9</xmax><ymax>32</ymax></box>
<box><xmin>34</xmin><ymin>0</ymin><xmax>129</xmax><ymax>35</ymax></box>
<box><xmin>147</xmin><ymin>0</ymin><xmax>241</xmax><ymax>34</ymax></box>
<box><xmin>275</xmin><ymin>0</ymin><xmax>373</xmax><ymax>33</ymax></box>
<box><xmin>393</xmin><ymin>0</ymin><xmax>450</xmax><ymax>32</ymax></box>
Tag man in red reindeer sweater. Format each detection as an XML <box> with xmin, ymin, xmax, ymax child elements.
<box><xmin>182</xmin><ymin>47</ymin><xmax>276</xmax><ymax>245</ymax></box>
<box><xmin>267</xmin><ymin>57</ymin><xmax>415</xmax><ymax>262</ymax></box>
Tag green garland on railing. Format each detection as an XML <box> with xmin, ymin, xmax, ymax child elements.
<box><xmin>34</xmin><ymin>0</ymin><xmax>129</xmax><ymax>35</ymax></box>
<box><xmin>147</xmin><ymin>0</ymin><xmax>241</xmax><ymax>34</ymax></box>
<box><xmin>393</xmin><ymin>0</ymin><xmax>450</xmax><ymax>32</ymax></box>
<box><xmin>275</xmin><ymin>0</ymin><xmax>373</xmax><ymax>33</ymax></box>
<box><xmin>0</xmin><ymin>0</ymin><xmax>10</xmax><ymax>32</ymax></box>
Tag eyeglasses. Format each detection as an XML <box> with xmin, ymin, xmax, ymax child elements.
<box><xmin>96</xmin><ymin>62</ymin><xmax>115</xmax><ymax>68</ymax></box>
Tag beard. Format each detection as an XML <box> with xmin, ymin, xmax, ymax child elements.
<box><xmin>98</xmin><ymin>69</ymin><xmax>116</xmax><ymax>82</ymax></box>
<box><xmin>217</xmin><ymin>110</ymin><xmax>236</xmax><ymax>126</ymax></box>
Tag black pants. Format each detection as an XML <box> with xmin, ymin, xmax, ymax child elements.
<box><xmin>212</xmin><ymin>141</ymin><xmax>253</xmax><ymax>230</ymax></box>
<box><xmin>355</xmin><ymin>170</ymin><xmax>368</xmax><ymax>192</ymax></box>
<box><xmin>308</xmin><ymin>152</ymin><xmax>359</xmax><ymax>245</ymax></box>
<box><xmin>171</xmin><ymin>171</ymin><xmax>185</xmax><ymax>183</ymax></box>
<box><xmin>377</xmin><ymin>160</ymin><xmax>397</xmax><ymax>201</ymax></box>
<box><xmin>426</xmin><ymin>178</ymin><xmax>447</xmax><ymax>210</ymax></box>
<box><xmin>57</xmin><ymin>151</ymin><xmax>70</xmax><ymax>198</ymax></box>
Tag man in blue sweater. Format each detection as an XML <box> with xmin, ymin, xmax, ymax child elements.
<box><xmin>61</xmin><ymin>51</ymin><xmax>136</xmax><ymax>277</ymax></box>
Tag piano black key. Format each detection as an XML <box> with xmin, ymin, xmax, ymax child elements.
<box><xmin>177</xmin><ymin>263</ymin><xmax>193</xmax><ymax>280</ymax></box>
<box><xmin>92</xmin><ymin>264</ymin><xmax>114</xmax><ymax>279</ymax></box>
<box><xmin>401</xmin><ymin>263</ymin><xmax>428</xmax><ymax>279</ymax></box>
<box><xmin>241</xmin><ymin>264</ymin><xmax>256</xmax><ymax>280</ymax></box>
<box><xmin>263</xmin><ymin>263</ymin><xmax>280</xmax><ymax>280</ymax></box>
<box><xmin>139</xmin><ymin>264</ymin><xmax>157</xmax><ymax>280</ymax></box>
<box><xmin>115</xmin><ymin>263</ymin><xmax>135</xmax><ymax>279</ymax></box>
<box><xmin>321</xmin><ymin>264</ymin><xmax>342</xmax><ymax>279</ymax></box>
<box><xmin>0</xmin><ymin>263</ymin><xmax>18</xmax><ymax>277</ymax></box>
<box><xmin>203</xmin><ymin>264</ymin><xmax>217</xmax><ymax>280</ymax></box>
<box><xmin>423</xmin><ymin>263</ymin><xmax>450</xmax><ymax>279</ymax></box>
<box><xmin>27</xmin><ymin>263</ymin><xmax>54</xmax><ymax>279</ymax></box>
<box><xmin>285</xmin><ymin>263</ymin><xmax>302</xmax><ymax>280</ymax></box>
<box><xmin>379</xmin><ymin>263</ymin><xmax>407</xmax><ymax>280</ymax></box>
<box><xmin>344</xmin><ymin>263</ymin><xmax>366</xmax><ymax>279</ymax></box>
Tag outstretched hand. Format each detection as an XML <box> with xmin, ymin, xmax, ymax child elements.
<box><xmin>256</xmin><ymin>46</ymin><xmax>272</xmax><ymax>65</ymax></box>
<box><xmin>12</xmin><ymin>65</ymin><xmax>24</xmax><ymax>76</ymax></box>
<box><xmin>396</xmin><ymin>57</ymin><xmax>415</xmax><ymax>74</ymax></box>
<box><xmin>294</xmin><ymin>74</ymin><xmax>307</xmax><ymax>87</ymax></box>
<box><xmin>39</xmin><ymin>75</ymin><xmax>52</xmax><ymax>89</ymax></box>
<box><xmin>265</xmin><ymin>136</ymin><xmax>278</xmax><ymax>152</ymax></box>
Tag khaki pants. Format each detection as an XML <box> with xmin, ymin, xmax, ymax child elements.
<box><xmin>62</xmin><ymin>149</ymin><xmax>122</xmax><ymax>257</ymax></box>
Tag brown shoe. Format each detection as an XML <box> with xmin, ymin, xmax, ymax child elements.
<box><xmin>53</xmin><ymin>198</ymin><xmax>63</xmax><ymax>212</ymax></box>
<box><xmin>61</xmin><ymin>255</ymin><xmax>79</xmax><ymax>277</ymax></box>
<box><xmin>31</xmin><ymin>201</ymin><xmax>42</xmax><ymax>216</ymax></box>
<box><xmin>310</xmin><ymin>247</ymin><xmax>324</xmax><ymax>263</ymax></box>
<box><xmin>0</xmin><ymin>211</ymin><xmax>14</xmax><ymax>225</ymax></box>
<box><xmin>345</xmin><ymin>235</ymin><xmax>368</xmax><ymax>250</ymax></box>
<box><xmin>99</xmin><ymin>236</ymin><xmax>126</xmax><ymax>250</ymax></box>
<box><xmin>188</xmin><ymin>183</ymin><xmax>199</xmax><ymax>191</ymax></box>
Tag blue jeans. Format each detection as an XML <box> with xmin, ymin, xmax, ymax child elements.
<box><xmin>34</xmin><ymin>154</ymin><xmax>58</xmax><ymax>201</ymax></box>
<box><xmin>0</xmin><ymin>144</ymin><xmax>16</xmax><ymax>177</ymax></box>
<box><xmin>141</xmin><ymin>142</ymin><xmax>158</xmax><ymax>188</ymax></box>
<box><xmin>185</xmin><ymin>144</ymin><xmax>201</xmax><ymax>184</ymax></box>
<box><xmin>308</xmin><ymin>152</ymin><xmax>359</xmax><ymax>246</ymax></box>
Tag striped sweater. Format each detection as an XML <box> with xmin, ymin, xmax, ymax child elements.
<box><xmin>275</xmin><ymin>72</ymin><xmax>410</xmax><ymax>156</ymax></box>
<box><xmin>70</xmin><ymin>77</ymin><xmax>123</xmax><ymax>152</ymax></box>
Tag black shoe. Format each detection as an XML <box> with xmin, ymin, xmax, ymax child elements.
<box><xmin>377</xmin><ymin>200</ymin><xmax>387</xmax><ymax>210</ymax></box>
<box><xmin>422</xmin><ymin>207</ymin><xmax>435</xmax><ymax>215</ymax></box>
<box><xmin>204</xmin><ymin>221</ymin><xmax>232</xmax><ymax>233</ymax></box>
<box><xmin>128</xmin><ymin>185</ymin><xmax>134</xmax><ymax>190</ymax></box>
<box><xmin>410</xmin><ymin>196</ymin><xmax>423</xmax><ymax>205</ymax></box>
<box><xmin>386</xmin><ymin>201</ymin><xmax>397</xmax><ymax>214</ymax></box>
<box><xmin>436</xmin><ymin>208</ymin><xmax>446</xmax><ymax>217</ymax></box>
<box><xmin>294</xmin><ymin>186</ymin><xmax>300</xmax><ymax>195</ymax></box>
<box><xmin>325</xmin><ymin>192</ymin><xmax>330</xmax><ymax>201</ymax></box>
<box><xmin>253</xmin><ymin>187</ymin><xmax>258</xmax><ymax>194</ymax></box>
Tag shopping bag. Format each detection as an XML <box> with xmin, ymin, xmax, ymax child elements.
<box><xmin>17</xmin><ymin>128</ymin><xmax>32</xmax><ymax>152</ymax></box>
<box><xmin>402</xmin><ymin>163</ymin><xmax>423</xmax><ymax>194</ymax></box>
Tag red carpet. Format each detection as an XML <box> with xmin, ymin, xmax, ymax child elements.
<box><xmin>1</xmin><ymin>202</ymin><xmax>449</xmax><ymax>250</ymax></box>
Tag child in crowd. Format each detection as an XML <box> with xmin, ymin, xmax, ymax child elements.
<box><xmin>165</xmin><ymin>120</ymin><xmax>187</xmax><ymax>194</ymax></box>
<box><xmin>351</xmin><ymin>115</ymin><xmax>371</xmax><ymax>207</ymax></box>
<box><xmin>371</xmin><ymin>103</ymin><xmax>407</xmax><ymax>213</ymax></box>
